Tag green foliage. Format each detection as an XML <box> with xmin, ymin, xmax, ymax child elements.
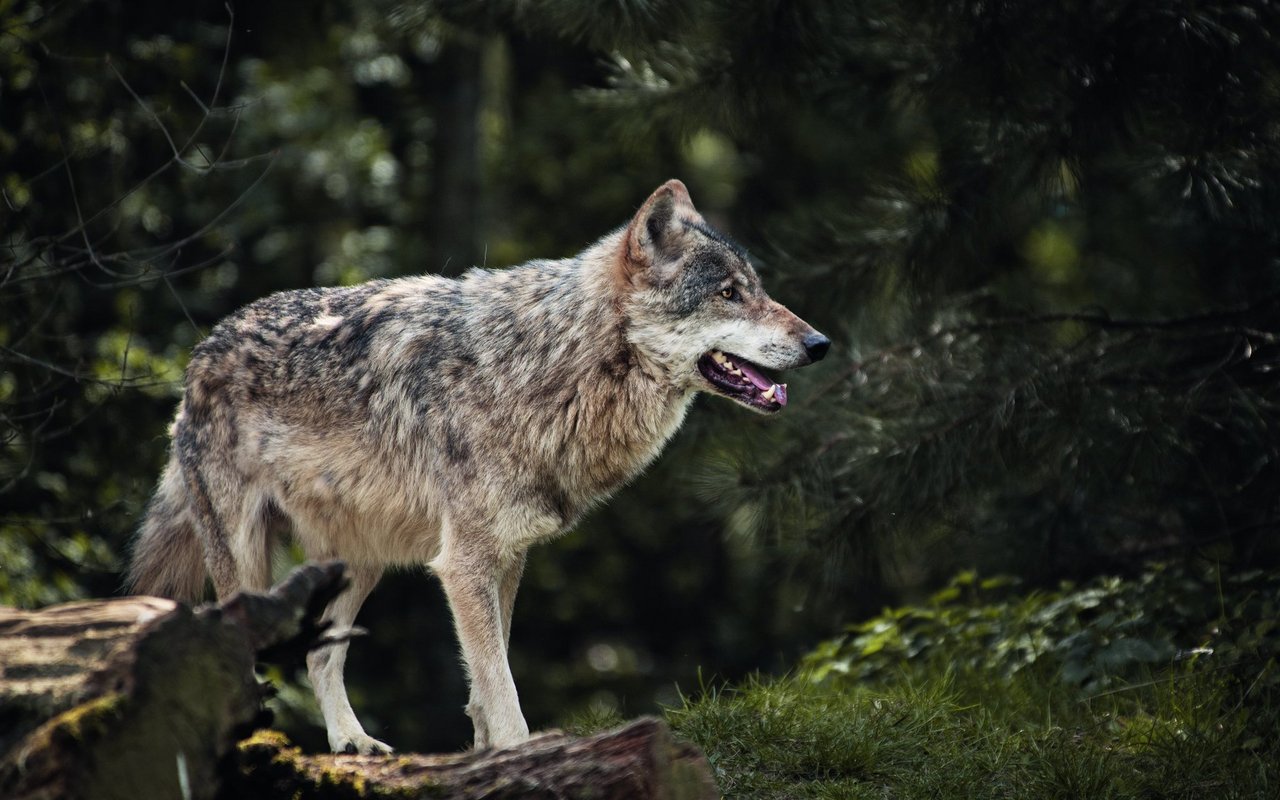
<box><xmin>0</xmin><ymin>525</ymin><xmax>116</xmax><ymax>607</ymax></box>
<box><xmin>671</xmin><ymin>570</ymin><xmax>1280</xmax><ymax>799</ymax></box>
<box><xmin>591</xmin><ymin>0</ymin><xmax>1280</xmax><ymax>608</ymax></box>
<box><xmin>803</xmin><ymin>565</ymin><xmax>1280</xmax><ymax>697</ymax></box>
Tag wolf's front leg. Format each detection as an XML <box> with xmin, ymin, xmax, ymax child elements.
<box><xmin>433</xmin><ymin>539</ymin><xmax>530</xmax><ymax>750</ymax></box>
<box><xmin>306</xmin><ymin>563</ymin><xmax>392</xmax><ymax>755</ymax></box>
<box><xmin>498</xmin><ymin>550</ymin><xmax>527</xmax><ymax>652</ymax></box>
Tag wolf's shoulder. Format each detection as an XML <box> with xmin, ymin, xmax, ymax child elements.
<box><xmin>456</xmin><ymin>258</ymin><xmax>583</xmax><ymax>306</ymax></box>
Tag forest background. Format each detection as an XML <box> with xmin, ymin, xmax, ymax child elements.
<box><xmin>3</xmin><ymin>0</ymin><xmax>1278</xmax><ymax>759</ymax></box>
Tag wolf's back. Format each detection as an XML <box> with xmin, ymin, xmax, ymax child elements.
<box><xmin>128</xmin><ymin>453</ymin><xmax>206</xmax><ymax>601</ymax></box>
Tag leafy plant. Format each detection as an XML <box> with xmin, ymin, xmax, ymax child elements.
<box><xmin>803</xmin><ymin>564</ymin><xmax>1280</xmax><ymax>699</ymax></box>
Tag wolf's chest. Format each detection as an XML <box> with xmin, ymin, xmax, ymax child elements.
<box><xmin>555</xmin><ymin>387</ymin><xmax>694</xmax><ymax>509</ymax></box>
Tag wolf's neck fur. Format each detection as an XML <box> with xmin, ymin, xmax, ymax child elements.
<box><xmin>428</xmin><ymin>231</ymin><xmax>694</xmax><ymax>517</ymax></box>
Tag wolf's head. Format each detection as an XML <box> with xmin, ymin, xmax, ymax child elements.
<box><xmin>616</xmin><ymin>180</ymin><xmax>830</xmax><ymax>414</ymax></box>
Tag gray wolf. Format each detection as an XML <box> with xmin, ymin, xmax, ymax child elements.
<box><xmin>128</xmin><ymin>180</ymin><xmax>830</xmax><ymax>754</ymax></box>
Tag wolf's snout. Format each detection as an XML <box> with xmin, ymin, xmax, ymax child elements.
<box><xmin>803</xmin><ymin>332</ymin><xmax>831</xmax><ymax>363</ymax></box>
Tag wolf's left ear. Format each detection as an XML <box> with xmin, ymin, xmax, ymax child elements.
<box><xmin>621</xmin><ymin>179</ymin><xmax>703</xmax><ymax>283</ymax></box>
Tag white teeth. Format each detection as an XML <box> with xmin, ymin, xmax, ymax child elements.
<box><xmin>710</xmin><ymin>351</ymin><xmax>743</xmax><ymax>375</ymax></box>
<box><xmin>762</xmin><ymin>385</ymin><xmax>776</xmax><ymax>401</ymax></box>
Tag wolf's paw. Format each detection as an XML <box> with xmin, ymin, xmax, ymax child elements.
<box><xmin>337</xmin><ymin>734</ymin><xmax>393</xmax><ymax>756</ymax></box>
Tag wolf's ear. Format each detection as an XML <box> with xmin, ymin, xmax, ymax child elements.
<box><xmin>621</xmin><ymin>179</ymin><xmax>703</xmax><ymax>284</ymax></box>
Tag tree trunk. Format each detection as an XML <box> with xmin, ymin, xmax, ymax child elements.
<box><xmin>0</xmin><ymin>563</ymin><xmax>718</xmax><ymax>800</ymax></box>
<box><xmin>428</xmin><ymin>38</ymin><xmax>482</xmax><ymax>276</ymax></box>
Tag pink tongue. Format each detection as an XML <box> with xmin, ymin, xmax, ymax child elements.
<box><xmin>737</xmin><ymin>361</ymin><xmax>774</xmax><ymax>391</ymax></box>
<box><xmin>737</xmin><ymin>361</ymin><xmax>787</xmax><ymax>406</ymax></box>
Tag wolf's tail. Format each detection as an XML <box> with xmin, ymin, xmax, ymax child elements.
<box><xmin>127</xmin><ymin>455</ymin><xmax>207</xmax><ymax>601</ymax></box>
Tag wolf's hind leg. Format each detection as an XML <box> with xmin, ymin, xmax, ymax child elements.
<box><xmin>305</xmin><ymin>562</ymin><xmax>389</xmax><ymax>754</ymax></box>
<box><xmin>172</xmin><ymin>428</ymin><xmax>274</xmax><ymax>599</ymax></box>
<box><xmin>180</xmin><ymin>465</ymin><xmax>243</xmax><ymax>600</ymax></box>
<box><xmin>228</xmin><ymin>490</ymin><xmax>277</xmax><ymax>592</ymax></box>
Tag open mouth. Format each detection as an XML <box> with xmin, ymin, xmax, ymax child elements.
<box><xmin>696</xmin><ymin>350</ymin><xmax>788</xmax><ymax>413</ymax></box>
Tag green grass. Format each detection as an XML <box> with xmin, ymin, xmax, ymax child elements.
<box><xmin>564</xmin><ymin>565</ymin><xmax>1280</xmax><ymax>798</ymax></box>
<box><xmin>659</xmin><ymin>669</ymin><xmax>1277</xmax><ymax>799</ymax></box>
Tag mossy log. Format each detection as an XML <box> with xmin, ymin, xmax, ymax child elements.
<box><xmin>0</xmin><ymin>563</ymin><xmax>718</xmax><ymax>800</ymax></box>
<box><xmin>0</xmin><ymin>562</ymin><xmax>347</xmax><ymax>800</ymax></box>
<box><xmin>226</xmin><ymin>716</ymin><xmax>717</xmax><ymax>800</ymax></box>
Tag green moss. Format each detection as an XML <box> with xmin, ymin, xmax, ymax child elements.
<box><xmin>239</xmin><ymin>728</ymin><xmax>295</xmax><ymax>752</ymax></box>
<box><xmin>226</xmin><ymin>730</ymin><xmax>433</xmax><ymax>799</ymax></box>
<box><xmin>37</xmin><ymin>693</ymin><xmax>126</xmax><ymax>749</ymax></box>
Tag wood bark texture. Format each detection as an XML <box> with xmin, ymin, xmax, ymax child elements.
<box><xmin>0</xmin><ymin>562</ymin><xmax>347</xmax><ymax>800</ymax></box>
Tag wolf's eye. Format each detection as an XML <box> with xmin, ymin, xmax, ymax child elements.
<box><xmin>720</xmin><ymin>286</ymin><xmax>739</xmax><ymax>301</ymax></box>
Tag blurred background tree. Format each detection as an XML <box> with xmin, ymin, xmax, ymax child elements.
<box><xmin>3</xmin><ymin>0</ymin><xmax>1277</xmax><ymax>752</ymax></box>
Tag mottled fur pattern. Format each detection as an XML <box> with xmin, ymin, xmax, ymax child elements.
<box><xmin>129</xmin><ymin>180</ymin><xmax>828</xmax><ymax>753</ymax></box>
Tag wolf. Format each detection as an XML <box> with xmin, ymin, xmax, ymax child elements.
<box><xmin>128</xmin><ymin>180</ymin><xmax>830</xmax><ymax>754</ymax></box>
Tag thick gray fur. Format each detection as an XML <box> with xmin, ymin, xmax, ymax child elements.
<box><xmin>129</xmin><ymin>180</ymin><xmax>826</xmax><ymax>753</ymax></box>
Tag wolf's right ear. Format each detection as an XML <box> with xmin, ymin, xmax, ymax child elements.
<box><xmin>620</xmin><ymin>179</ymin><xmax>703</xmax><ymax>285</ymax></box>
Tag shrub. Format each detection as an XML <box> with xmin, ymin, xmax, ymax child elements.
<box><xmin>802</xmin><ymin>564</ymin><xmax>1279</xmax><ymax>699</ymax></box>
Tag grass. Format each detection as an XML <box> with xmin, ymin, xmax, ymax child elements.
<box><xmin>564</xmin><ymin>567</ymin><xmax>1280</xmax><ymax>797</ymax></box>
<box><xmin>656</xmin><ymin>669</ymin><xmax>1277</xmax><ymax>799</ymax></box>
<box><xmin>568</xmin><ymin>565</ymin><xmax>1280</xmax><ymax>793</ymax></box>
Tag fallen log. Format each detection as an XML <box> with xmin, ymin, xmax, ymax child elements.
<box><xmin>0</xmin><ymin>562</ymin><xmax>348</xmax><ymax>800</ymax></box>
<box><xmin>227</xmin><ymin>716</ymin><xmax>716</xmax><ymax>800</ymax></box>
<box><xmin>0</xmin><ymin>563</ymin><xmax>718</xmax><ymax>800</ymax></box>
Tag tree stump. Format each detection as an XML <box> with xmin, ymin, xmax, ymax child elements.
<box><xmin>0</xmin><ymin>563</ymin><xmax>718</xmax><ymax>800</ymax></box>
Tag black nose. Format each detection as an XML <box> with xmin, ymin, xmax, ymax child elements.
<box><xmin>803</xmin><ymin>332</ymin><xmax>831</xmax><ymax>362</ymax></box>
